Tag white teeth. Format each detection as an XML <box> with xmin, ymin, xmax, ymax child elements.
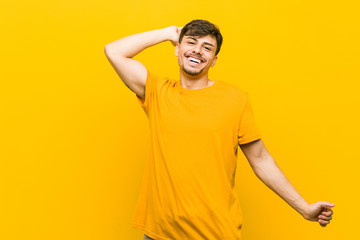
<box><xmin>188</xmin><ymin>57</ymin><xmax>201</xmax><ymax>64</ymax></box>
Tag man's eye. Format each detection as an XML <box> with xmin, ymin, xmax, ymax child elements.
<box><xmin>188</xmin><ymin>42</ymin><xmax>195</xmax><ymax>44</ymax></box>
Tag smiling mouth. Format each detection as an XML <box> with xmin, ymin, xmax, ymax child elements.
<box><xmin>188</xmin><ymin>57</ymin><xmax>201</xmax><ymax>64</ymax></box>
<box><xmin>186</xmin><ymin>55</ymin><xmax>205</xmax><ymax>65</ymax></box>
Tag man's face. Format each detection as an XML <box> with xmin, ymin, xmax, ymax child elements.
<box><xmin>175</xmin><ymin>34</ymin><xmax>218</xmax><ymax>77</ymax></box>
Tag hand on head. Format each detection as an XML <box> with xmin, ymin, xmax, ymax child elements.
<box><xmin>167</xmin><ymin>26</ymin><xmax>183</xmax><ymax>46</ymax></box>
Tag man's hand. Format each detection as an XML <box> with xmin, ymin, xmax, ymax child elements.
<box><xmin>104</xmin><ymin>25</ymin><xmax>183</xmax><ymax>99</ymax></box>
<box><xmin>165</xmin><ymin>26</ymin><xmax>183</xmax><ymax>46</ymax></box>
<box><xmin>303</xmin><ymin>202</ymin><xmax>335</xmax><ymax>227</ymax></box>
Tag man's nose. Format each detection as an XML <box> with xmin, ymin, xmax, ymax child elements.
<box><xmin>192</xmin><ymin>44</ymin><xmax>202</xmax><ymax>54</ymax></box>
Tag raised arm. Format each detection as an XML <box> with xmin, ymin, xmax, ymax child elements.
<box><xmin>104</xmin><ymin>26</ymin><xmax>182</xmax><ymax>99</ymax></box>
<box><xmin>240</xmin><ymin>139</ymin><xmax>335</xmax><ymax>227</ymax></box>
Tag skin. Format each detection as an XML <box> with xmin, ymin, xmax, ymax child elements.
<box><xmin>104</xmin><ymin>25</ymin><xmax>335</xmax><ymax>227</ymax></box>
<box><xmin>175</xmin><ymin>34</ymin><xmax>217</xmax><ymax>89</ymax></box>
<box><xmin>240</xmin><ymin>139</ymin><xmax>334</xmax><ymax>227</ymax></box>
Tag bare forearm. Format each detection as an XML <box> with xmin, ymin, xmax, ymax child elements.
<box><xmin>241</xmin><ymin>139</ymin><xmax>334</xmax><ymax>226</ymax></box>
<box><xmin>251</xmin><ymin>153</ymin><xmax>309</xmax><ymax>217</ymax></box>
<box><xmin>105</xmin><ymin>27</ymin><xmax>174</xmax><ymax>58</ymax></box>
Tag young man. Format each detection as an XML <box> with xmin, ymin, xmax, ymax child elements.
<box><xmin>104</xmin><ymin>20</ymin><xmax>334</xmax><ymax>240</ymax></box>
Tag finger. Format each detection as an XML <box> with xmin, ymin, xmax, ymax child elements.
<box><xmin>319</xmin><ymin>220</ymin><xmax>327</xmax><ymax>227</ymax></box>
<box><xmin>321</xmin><ymin>202</ymin><xmax>335</xmax><ymax>208</ymax></box>
<box><xmin>322</xmin><ymin>215</ymin><xmax>332</xmax><ymax>221</ymax></box>
<box><xmin>319</xmin><ymin>215</ymin><xmax>332</xmax><ymax>221</ymax></box>
<box><xmin>320</xmin><ymin>222</ymin><xmax>327</xmax><ymax>227</ymax></box>
<box><xmin>318</xmin><ymin>219</ymin><xmax>330</xmax><ymax>226</ymax></box>
<box><xmin>322</xmin><ymin>209</ymin><xmax>333</xmax><ymax>217</ymax></box>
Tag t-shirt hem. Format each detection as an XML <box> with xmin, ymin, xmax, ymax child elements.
<box><xmin>239</xmin><ymin>135</ymin><xmax>262</xmax><ymax>145</ymax></box>
<box><xmin>132</xmin><ymin>222</ymin><xmax>170</xmax><ymax>240</ymax></box>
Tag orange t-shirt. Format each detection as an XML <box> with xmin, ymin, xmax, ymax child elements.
<box><xmin>132</xmin><ymin>70</ymin><xmax>261</xmax><ymax>240</ymax></box>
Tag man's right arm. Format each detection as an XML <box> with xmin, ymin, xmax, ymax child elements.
<box><xmin>104</xmin><ymin>26</ymin><xmax>181</xmax><ymax>99</ymax></box>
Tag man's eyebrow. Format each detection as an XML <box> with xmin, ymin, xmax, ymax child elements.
<box><xmin>203</xmin><ymin>42</ymin><xmax>215</xmax><ymax>47</ymax></box>
<box><xmin>186</xmin><ymin>36</ymin><xmax>198</xmax><ymax>41</ymax></box>
<box><xmin>186</xmin><ymin>36</ymin><xmax>215</xmax><ymax>47</ymax></box>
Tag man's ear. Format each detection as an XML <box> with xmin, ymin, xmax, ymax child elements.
<box><xmin>211</xmin><ymin>56</ymin><xmax>218</xmax><ymax>67</ymax></box>
<box><xmin>175</xmin><ymin>43</ymin><xmax>179</xmax><ymax>57</ymax></box>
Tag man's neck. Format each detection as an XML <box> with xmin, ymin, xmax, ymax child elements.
<box><xmin>179</xmin><ymin>71</ymin><xmax>214</xmax><ymax>90</ymax></box>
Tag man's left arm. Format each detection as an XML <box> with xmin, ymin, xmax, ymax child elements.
<box><xmin>240</xmin><ymin>139</ymin><xmax>335</xmax><ymax>227</ymax></box>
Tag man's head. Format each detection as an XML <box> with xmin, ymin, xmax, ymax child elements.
<box><xmin>175</xmin><ymin>20</ymin><xmax>223</xmax><ymax>77</ymax></box>
<box><xmin>179</xmin><ymin>20</ymin><xmax>223</xmax><ymax>56</ymax></box>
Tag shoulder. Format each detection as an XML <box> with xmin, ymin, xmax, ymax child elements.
<box><xmin>218</xmin><ymin>80</ymin><xmax>249</xmax><ymax>100</ymax></box>
<box><xmin>147</xmin><ymin>69</ymin><xmax>175</xmax><ymax>86</ymax></box>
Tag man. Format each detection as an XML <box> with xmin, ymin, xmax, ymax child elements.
<box><xmin>104</xmin><ymin>20</ymin><xmax>334</xmax><ymax>240</ymax></box>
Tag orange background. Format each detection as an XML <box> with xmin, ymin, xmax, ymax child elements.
<box><xmin>1</xmin><ymin>0</ymin><xmax>359</xmax><ymax>239</ymax></box>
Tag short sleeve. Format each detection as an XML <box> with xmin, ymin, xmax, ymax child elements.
<box><xmin>238</xmin><ymin>94</ymin><xmax>261</xmax><ymax>145</ymax></box>
<box><xmin>136</xmin><ymin>69</ymin><xmax>157</xmax><ymax>114</ymax></box>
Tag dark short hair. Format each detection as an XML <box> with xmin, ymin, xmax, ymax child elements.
<box><xmin>179</xmin><ymin>19</ymin><xmax>223</xmax><ymax>56</ymax></box>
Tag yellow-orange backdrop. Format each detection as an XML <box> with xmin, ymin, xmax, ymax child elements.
<box><xmin>1</xmin><ymin>0</ymin><xmax>359</xmax><ymax>239</ymax></box>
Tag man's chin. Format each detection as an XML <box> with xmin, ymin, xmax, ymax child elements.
<box><xmin>184</xmin><ymin>71</ymin><xmax>200</xmax><ymax>76</ymax></box>
<box><xmin>182</xmin><ymin>65</ymin><xmax>204</xmax><ymax>77</ymax></box>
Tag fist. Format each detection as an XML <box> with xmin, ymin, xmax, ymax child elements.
<box><xmin>303</xmin><ymin>201</ymin><xmax>335</xmax><ymax>227</ymax></box>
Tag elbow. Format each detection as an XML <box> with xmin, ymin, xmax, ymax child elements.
<box><xmin>104</xmin><ymin>44</ymin><xmax>127</xmax><ymax>59</ymax></box>
<box><xmin>104</xmin><ymin>44</ymin><xmax>114</xmax><ymax>56</ymax></box>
